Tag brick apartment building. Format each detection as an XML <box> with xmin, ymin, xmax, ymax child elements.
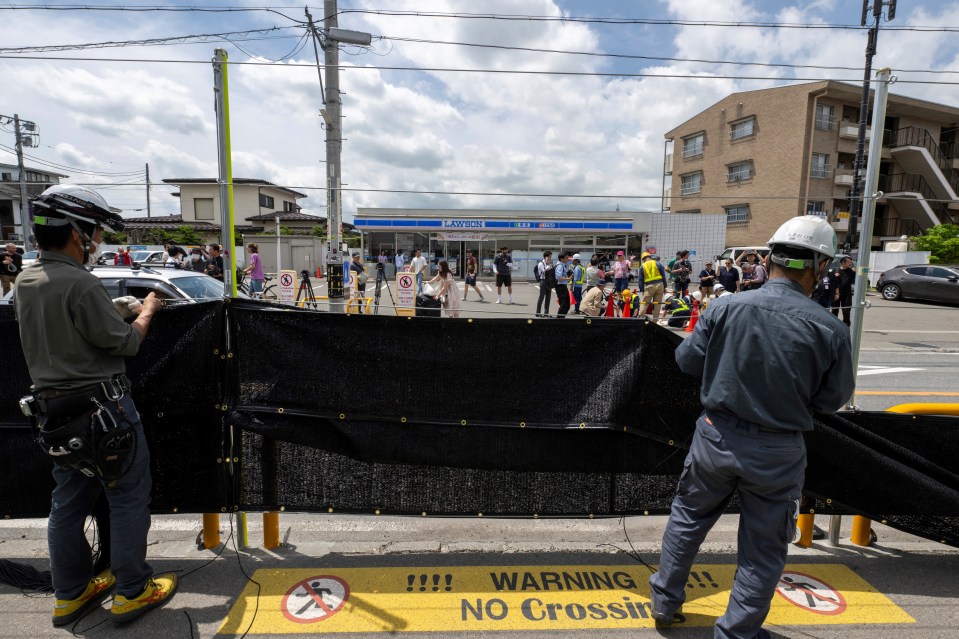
<box><xmin>663</xmin><ymin>81</ymin><xmax>959</xmax><ymax>249</ymax></box>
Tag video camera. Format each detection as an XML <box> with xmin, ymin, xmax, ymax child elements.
<box><xmin>300</xmin><ymin>269</ymin><xmax>311</xmax><ymax>281</ymax></box>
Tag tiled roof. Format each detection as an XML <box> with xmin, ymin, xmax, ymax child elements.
<box><xmin>161</xmin><ymin>178</ymin><xmax>308</xmax><ymax>199</ymax></box>
<box><xmin>245</xmin><ymin>211</ymin><xmax>325</xmax><ymax>222</ymax></box>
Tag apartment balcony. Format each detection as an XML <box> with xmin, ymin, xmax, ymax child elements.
<box><xmin>834</xmin><ymin>168</ymin><xmax>854</xmax><ymax>186</ymax></box>
<box><xmin>810</xmin><ymin>165</ymin><xmax>833</xmax><ymax>179</ymax></box>
<box><xmin>839</xmin><ymin>124</ymin><xmax>871</xmax><ymax>140</ymax></box>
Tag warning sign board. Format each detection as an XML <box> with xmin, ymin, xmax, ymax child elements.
<box><xmin>396</xmin><ymin>273</ymin><xmax>415</xmax><ymax>317</ymax></box>
<box><xmin>281</xmin><ymin>575</ymin><xmax>350</xmax><ymax>623</ymax></box>
<box><xmin>217</xmin><ymin>563</ymin><xmax>913</xmax><ymax>634</ymax></box>
<box><xmin>278</xmin><ymin>270</ymin><xmax>297</xmax><ymax>303</ymax></box>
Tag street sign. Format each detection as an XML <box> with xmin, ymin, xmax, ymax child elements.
<box><xmin>396</xmin><ymin>273</ymin><xmax>415</xmax><ymax>317</ymax></box>
<box><xmin>279</xmin><ymin>269</ymin><xmax>297</xmax><ymax>303</ymax></box>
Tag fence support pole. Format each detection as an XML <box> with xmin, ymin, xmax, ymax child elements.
<box><xmin>851</xmin><ymin>516</ymin><xmax>873</xmax><ymax>546</ymax></box>
<box><xmin>264</xmin><ymin>512</ymin><xmax>281</xmax><ymax>549</ymax></box>
<box><xmin>202</xmin><ymin>513</ymin><xmax>220</xmax><ymax>549</ymax></box>
<box><xmin>795</xmin><ymin>513</ymin><xmax>815</xmax><ymax>548</ymax></box>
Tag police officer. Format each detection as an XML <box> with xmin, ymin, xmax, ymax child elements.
<box><xmin>649</xmin><ymin>216</ymin><xmax>855</xmax><ymax>639</ymax></box>
<box><xmin>14</xmin><ymin>185</ymin><xmax>178</xmax><ymax>627</ymax></box>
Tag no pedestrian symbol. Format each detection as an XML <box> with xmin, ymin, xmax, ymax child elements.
<box><xmin>280</xmin><ymin>273</ymin><xmax>295</xmax><ymax>287</ymax></box>
<box><xmin>281</xmin><ymin>575</ymin><xmax>350</xmax><ymax>623</ymax></box>
<box><xmin>776</xmin><ymin>571</ymin><xmax>847</xmax><ymax>615</ymax></box>
<box><xmin>399</xmin><ymin>275</ymin><xmax>413</xmax><ymax>289</ymax></box>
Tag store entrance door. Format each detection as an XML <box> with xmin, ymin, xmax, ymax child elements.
<box><xmin>461</xmin><ymin>240</ymin><xmax>490</xmax><ymax>280</ymax></box>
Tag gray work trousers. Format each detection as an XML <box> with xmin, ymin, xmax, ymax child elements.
<box><xmin>649</xmin><ymin>410</ymin><xmax>805</xmax><ymax>639</ymax></box>
<box><xmin>48</xmin><ymin>393</ymin><xmax>154</xmax><ymax>600</ymax></box>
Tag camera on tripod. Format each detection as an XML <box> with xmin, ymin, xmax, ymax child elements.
<box><xmin>300</xmin><ymin>269</ymin><xmax>311</xmax><ymax>280</ymax></box>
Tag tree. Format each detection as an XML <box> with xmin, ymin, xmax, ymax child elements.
<box><xmin>911</xmin><ymin>224</ymin><xmax>959</xmax><ymax>264</ymax></box>
<box><xmin>170</xmin><ymin>225</ymin><xmax>203</xmax><ymax>246</ymax></box>
<box><xmin>103</xmin><ymin>231</ymin><xmax>128</xmax><ymax>244</ymax></box>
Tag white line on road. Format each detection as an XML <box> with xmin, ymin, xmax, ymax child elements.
<box><xmin>856</xmin><ymin>367</ymin><xmax>924</xmax><ymax>376</ymax></box>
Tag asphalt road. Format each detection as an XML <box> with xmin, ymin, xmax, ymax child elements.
<box><xmin>2</xmin><ymin>283</ymin><xmax>957</xmax><ymax>639</ymax></box>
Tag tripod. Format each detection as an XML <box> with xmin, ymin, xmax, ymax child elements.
<box><xmin>373</xmin><ymin>267</ymin><xmax>395</xmax><ymax>315</ymax></box>
<box><xmin>295</xmin><ymin>270</ymin><xmax>319</xmax><ymax>309</ymax></box>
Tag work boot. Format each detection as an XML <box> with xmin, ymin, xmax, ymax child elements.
<box><xmin>52</xmin><ymin>570</ymin><xmax>116</xmax><ymax>627</ymax></box>
<box><xmin>650</xmin><ymin>608</ymin><xmax>685</xmax><ymax>626</ymax></box>
<box><xmin>110</xmin><ymin>573</ymin><xmax>178</xmax><ymax>625</ymax></box>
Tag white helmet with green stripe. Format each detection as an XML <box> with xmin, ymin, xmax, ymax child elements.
<box><xmin>767</xmin><ymin>215</ymin><xmax>837</xmax><ymax>270</ymax></box>
<box><xmin>31</xmin><ymin>184</ymin><xmax>125</xmax><ymax>233</ymax></box>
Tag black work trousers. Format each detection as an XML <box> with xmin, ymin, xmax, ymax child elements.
<box><xmin>555</xmin><ymin>284</ymin><xmax>570</xmax><ymax>316</ymax></box>
<box><xmin>536</xmin><ymin>281</ymin><xmax>552</xmax><ymax>315</ymax></box>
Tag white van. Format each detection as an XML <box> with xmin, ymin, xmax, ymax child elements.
<box><xmin>715</xmin><ymin>246</ymin><xmax>771</xmax><ymax>264</ymax></box>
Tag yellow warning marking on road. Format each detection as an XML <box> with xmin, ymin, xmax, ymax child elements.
<box><xmin>858</xmin><ymin>391</ymin><xmax>959</xmax><ymax>396</ymax></box>
<box><xmin>217</xmin><ymin>563</ymin><xmax>913</xmax><ymax>634</ymax></box>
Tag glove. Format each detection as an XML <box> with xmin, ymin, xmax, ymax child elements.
<box><xmin>112</xmin><ymin>295</ymin><xmax>142</xmax><ymax>318</ymax></box>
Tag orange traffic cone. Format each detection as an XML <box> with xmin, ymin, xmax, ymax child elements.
<box><xmin>605</xmin><ymin>290</ymin><xmax>616</xmax><ymax>317</ymax></box>
<box><xmin>316</xmin><ymin>266</ymin><xmax>323</xmax><ymax>278</ymax></box>
<box><xmin>684</xmin><ymin>299</ymin><xmax>700</xmax><ymax>332</ymax></box>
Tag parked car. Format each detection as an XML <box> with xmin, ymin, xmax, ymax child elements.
<box><xmin>876</xmin><ymin>264</ymin><xmax>959</xmax><ymax>304</ymax></box>
<box><xmin>21</xmin><ymin>250</ymin><xmax>39</xmax><ymax>268</ymax></box>
<box><xmin>2</xmin><ymin>264</ymin><xmax>239</xmax><ymax>305</ymax></box>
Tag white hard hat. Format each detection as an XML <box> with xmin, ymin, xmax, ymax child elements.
<box><xmin>31</xmin><ymin>184</ymin><xmax>125</xmax><ymax>232</ymax></box>
<box><xmin>572</xmin><ymin>253</ymin><xmax>581</xmax><ymax>261</ymax></box>
<box><xmin>713</xmin><ymin>283</ymin><xmax>726</xmax><ymax>293</ymax></box>
<box><xmin>767</xmin><ymin>215</ymin><xmax>837</xmax><ymax>263</ymax></box>
<box><xmin>692</xmin><ymin>290</ymin><xmax>703</xmax><ymax>301</ymax></box>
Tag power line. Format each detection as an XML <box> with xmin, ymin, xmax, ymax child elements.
<box><xmin>0</xmin><ymin>4</ymin><xmax>307</xmax><ymax>24</ymax></box>
<box><xmin>0</xmin><ymin>143</ymin><xmax>145</xmax><ymax>176</ymax></box>
<box><xmin>0</xmin><ymin>27</ymin><xmax>303</xmax><ymax>54</ymax></box>
<box><xmin>377</xmin><ymin>35</ymin><xmax>959</xmax><ymax>76</ymax></box>
<box><xmin>3</xmin><ymin>54</ymin><xmax>958</xmax><ymax>85</ymax></box>
<box><xmin>342</xmin><ymin>9</ymin><xmax>959</xmax><ymax>33</ymax></box>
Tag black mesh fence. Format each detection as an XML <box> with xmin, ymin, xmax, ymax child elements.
<box><xmin>1</xmin><ymin>300</ymin><xmax>957</xmax><ymax>547</ymax></box>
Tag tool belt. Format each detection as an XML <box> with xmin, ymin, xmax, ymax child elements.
<box><xmin>21</xmin><ymin>375</ymin><xmax>136</xmax><ymax>485</ymax></box>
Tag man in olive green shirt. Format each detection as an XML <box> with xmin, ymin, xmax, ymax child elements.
<box><xmin>15</xmin><ymin>185</ymin><xmax>177</xmax><ymax>627</ymax></box>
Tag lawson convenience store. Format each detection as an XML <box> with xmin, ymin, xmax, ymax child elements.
<box><xmin>354</xmin><ymin>208</ymin><xmax>652</xmax><ymax>280</ymax></box>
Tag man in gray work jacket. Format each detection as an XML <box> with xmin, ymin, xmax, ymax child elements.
<box><xmin>649</xmin><ymin>215</ymin><xmax>855</xmax><ymax>639</ymax></box>
<box><xmin>15</xmin><ymin>185</ymin><xmax>177</xmax><ymax>627</ymax></box>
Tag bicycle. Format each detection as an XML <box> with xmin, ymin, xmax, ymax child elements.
<box><xmin>236</xmin><ymin>270</ymin><xmax>277</xmax><ymax>300</ymax></box>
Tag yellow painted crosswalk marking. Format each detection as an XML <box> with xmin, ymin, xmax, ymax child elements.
<box><xmin>218</xmin><ymin>563</ymin><xmax>913</xmax><ymax>634</ymax></box>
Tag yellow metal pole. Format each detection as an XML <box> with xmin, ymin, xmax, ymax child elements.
<box><xmin>237</xmin><ymin>512</ymin><xmax>249</xmax><ymax>549</ymax></box>
<box><xmin>885</xmin><ymin>403</ymin><xmax>959</xmax><ymax>416</ymax></box>
<box><xmin>795</xmin><ymin>513</ymin><xmax>815</xmax><ymax>548</ymax></box>
<box><xmin>263</xmin><ymin>511</ymin><xmax>281</xmax><ymax>549</ymax></box>
<box><xmin>202</xmin><ymin>513</ymin><xmax>220</xmax><ymax>549</ymax></box>
<box><xmin>851</xmin><ymin>515</ymin><xmax>873</xmax><ymax>546</ymax></box>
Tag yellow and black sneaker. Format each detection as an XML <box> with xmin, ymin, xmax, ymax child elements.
<box><xmin>110</xmin><ymin>573</ymin><xmax>178</xmax><ymax>625</ymax></box>
<box><xmin>51</xmin><ymin>570</ymin><xmax>116</xmax><ymax>627</ymax></box>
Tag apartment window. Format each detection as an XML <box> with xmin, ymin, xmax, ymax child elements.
<box><xmin>195</xmin><ymin>197</ymin><xmax>214</xmax><ymax>220</ymax></box>
<box><xmin>1</xmin><ymin>172</ymin><xmax>11</xmax><ymax>181</ymax></box>
<box><xmin>259</xmin><ymin>193</ymin><xmax>275</xmax><ymax>209</ymax></box>
<box><xmin>810</xmin><ymin>153</ymin><xmax>831</xmax><ymax>179</ymax></box>
<box><xmin>727</xmin><ymin>160</ymin><xmax>753</xmax><ymax>182</ymax></box>
<box><xmin>682</xmin><ymin>132</ymin><xmax>704</xmax><ymax>159</ymax></box>
<box><xmin>806</xmin><ymin>201</ymin><xmax>827</xmax><ymax>217</ymax></box>
<box><xmin>680</xmin><ymin>172</ymin><xmax>702</xmax><ymax>196</ymax></box>
<box><xmin>730</xmin><ymin>117</ymin><xmax>755</xmax><ymax>140</ymax></box>
<box><xmin>815</xmin><ymin>104</ymin><xmax>835</xmax><ymax>131</ymax></box>
<box><xmin>725</xmin><ymin>204</ymin><xmax>749</xmax><ymax>224</ymax></box>
<box><xmin>282</xmin><ymin>200</ymin><xmax>297</xmax><ymax>212</ymax></box>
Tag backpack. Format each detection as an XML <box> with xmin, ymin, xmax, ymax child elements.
<box><xmin>543</xmin><ymin>263</ymin><xmax>557</xmax><ymax>288</ymax></box>
<box><xmin>533</xmin><ymin>260</ymin><xmax>543</xmax><ymax>282</ymax></box>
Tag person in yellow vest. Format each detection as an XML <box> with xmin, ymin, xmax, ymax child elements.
<box><xmin>638</xmin><ymin>252</ymin><xmax>665</xmax><ymax>322</ymax></box>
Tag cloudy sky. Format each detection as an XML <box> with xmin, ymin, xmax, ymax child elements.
<box><xmin>3</xmin><ymin>0</ymin><xmax>959</xmax><ymax>222</ymax></box>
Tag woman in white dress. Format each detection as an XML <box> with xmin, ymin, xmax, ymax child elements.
<box><xmin>427</xmin><ymin>260</ymin><xmax>462</xmax><ymax>318</ymax></box>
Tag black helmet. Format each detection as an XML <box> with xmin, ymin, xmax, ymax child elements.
<box><xmin>31</xmin><ymin>185</ymin><xmax>125</xmax><ymax>233</ymax></box>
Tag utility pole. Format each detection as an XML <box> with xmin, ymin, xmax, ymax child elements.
<box><xmin>13</xmin><ymin>115</ymin><xmax>30</xmax><ymax>246</ymax></box>
<box><xmin>305</xmin><ymin>2</ymin><xmax>370</xmax><ymax>305</ymax></box>
<box><xmin>213</xmin><ymin>48</ymin><xmax>237</xmax><ymax>299</ymax></box>
<box><xmin>145</xmin><ymin>163</ymin><xmax>152</xmax><ymax>218</ymax></box>
<box><xmin>847</xmin><ymin>0</ymin><xmax>896</xmax><ymax>252</ymax></box>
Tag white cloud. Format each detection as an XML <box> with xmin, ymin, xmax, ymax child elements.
<box><xmin>3</xmin><ymin>0</ymin><xmax>959</xmax><ymax>222</ymax></box>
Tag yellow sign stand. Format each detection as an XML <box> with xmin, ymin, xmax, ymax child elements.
<box><xmin>218</xmin><ymin>563</ymin><xmax>912</xmax><ymax>634</ymax></box>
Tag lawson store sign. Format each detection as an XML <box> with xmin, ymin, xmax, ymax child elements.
<box><xmin>353</xmin><ymin>218</ymin><xmax>634</xmax><ymax>231</ymax></box>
